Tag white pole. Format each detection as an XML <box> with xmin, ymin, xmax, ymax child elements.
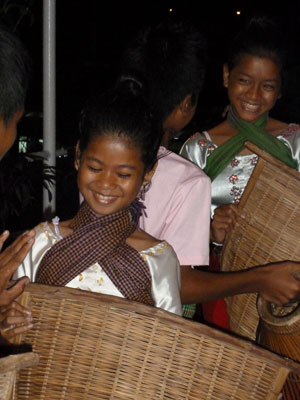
<box><xmin>43</xmin><ymin>0</ymin><xmax>56</xmax><ymax>217</ymax></box>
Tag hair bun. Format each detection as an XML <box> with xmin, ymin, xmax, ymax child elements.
<box><xmin>117</xmin><ymin>72</ymin><xmax>147</xmax><ymax>98</ymax></box>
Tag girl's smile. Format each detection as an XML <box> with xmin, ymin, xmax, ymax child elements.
<box><xmin>76</xmin><ymin>134</ymin><xmax>153</xmax><ymax>216</ymax></box>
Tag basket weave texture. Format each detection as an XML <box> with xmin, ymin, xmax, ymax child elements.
<box><xmin>257</xmin><ymin>296</ymin><xmax>300</xmax><ymax>399</ymax></box>
<box><xmin>9</xmin><ymin>283</ymin><xmax>300</xmax><ymax>400</ymax></box>
<box><xmin>221</xmin><ymin>142</ymin><xmax>300</xmax><ymax>341</ymax></box>
<box><xmin>0</xmin><ymin>352</ymin><xmax>39</xmax><ymax>400</ymax></box>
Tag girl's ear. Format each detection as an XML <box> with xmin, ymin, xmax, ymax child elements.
<box><xmin>74</xmin><ymin>142</ymin><xmax>81</xmax><ymax>170</ymax></box>
<box><xmin>180</xmin><ymin>93</ymin><xmax>197</xmax><ymax>116</ymax></box>
<box><xmin>143</xmin><ymin>161</ymin><xmax>158</xmax><ymax>186</ymax></box>
<box><xmin>223</xmin><ymin>64</ymin><xmax>230</xmax><ymax>88</ymax></box>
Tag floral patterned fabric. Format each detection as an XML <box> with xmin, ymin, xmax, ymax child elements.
<box><xmin>180</xmin><ymin>124</ymin><xmax>300</xmax><ymax>217</ymax></box>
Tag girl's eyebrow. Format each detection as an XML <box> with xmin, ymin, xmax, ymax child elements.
<box><xmin>238</xmin><ymin>72</ymin><xmax>279</xmax><ymax>82</ymax></box>
<box><xmin>86</xmin><ymin>156</ymin><xmax>137</xmax><ymax>170</ymax></box>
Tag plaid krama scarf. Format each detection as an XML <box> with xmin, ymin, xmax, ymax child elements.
<box><xmin>35</xmin><ymin>201</ymin><xmax>154</xmax><ymax>305</ymax></box>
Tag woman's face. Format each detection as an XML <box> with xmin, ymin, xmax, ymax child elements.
<box><xmin>223</xmin><ymin>55</ymin><xmax>281</xmax><ymax>123</ymax></box>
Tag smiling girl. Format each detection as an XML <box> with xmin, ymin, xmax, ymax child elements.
<box><xmin>180</xmin><ymin>16</ymin><xmax>300</xmax><ymax>329</ymax></box>
<box><xmin>12</xmin><ymin>77</ymin><xmax>182</xmax><ymax>320</ymax></box>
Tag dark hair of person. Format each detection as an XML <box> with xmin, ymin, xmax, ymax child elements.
<box><xmin>226</xmin><ymin>16</ymin><xmax>287</xmax><ymax>81</ymax></box>
<box><xmin>120</xmin><ymin>18</ymin><xmax>207</xmax><ymax>124</ymax></box>
<box><xmin>0</xmin><ymin>24</ymin><xmax>31</xmax><ymax>123</ymax></box>
<box><xmin>78</xmin><ymin>75</ymin><xmax>163</xmax><ymax>173</ymax></box>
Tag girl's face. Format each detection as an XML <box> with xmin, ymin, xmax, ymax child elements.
<box><xmin>76</xmin><ymin>134</ymin><xmax>154</xmax><ymax>217</ymax></box>
<box><xmin>223</xmin><ymin>55</ymin><xmax>281</xmax><ymax>123</ymax></box>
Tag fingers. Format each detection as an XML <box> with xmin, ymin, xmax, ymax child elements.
<box><xmin>0</xmin><ymin>301</ymin><xmax>33</xmax><ymax>340</ymax></box>
<box><xmin>0</xmin><ymin>277</ymin><xmax>30</xmax><ymax>306</ymax></box>
<box><xmin>0</xmin><ymin>230</ymin><xmax>34</xmax><ymax>299</ymax></box>
<box><xmin>211</xmin><ymin>204</ymin><xmax>238</xmax><ymax>243</ymax></box>
<box><xmin>1</xmin><ymin>323</ymin><xmax>33</xmax><ymax>340</ymax></box>
<box><xmin>214</xmin><ymin>204</ymin><xmax>238</xmax><ymax>222</ymax></box>
<box><xmin>259</xmin><ymin>261</ymin><xmax>300</xmax><ymax>305</ymax></box>
<box><xmin>0</xmin><ymin>278</ymin><xmax>30</xmax><ymax>307</ymax></box>
<box><xmin>0</xmin><ymin>230</ymin><xmax>10</xmax><ymax>252</ymax></box>
<box><xmin>0</xmin><ymin>229</ymin><xmax>35</xmax><ymax>268</ymax></box>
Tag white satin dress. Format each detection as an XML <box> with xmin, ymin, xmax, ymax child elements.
<box><xmin>14</xmin><ymin>219</ymin><xmax>182</xmax><ymax>316</ymax></box>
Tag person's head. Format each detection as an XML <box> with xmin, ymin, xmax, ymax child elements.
<box><xmin>223</xmin><ymin>16</ymin><xmax>285</xmax><ymax>123</ymax></box>
<box><xmin>120</xmin><ymin>18</ymin><xmax>207</xmax><ymax>144</ymax></box>
<box><xmin>0</xmin><ymin>25</ymin><xmax>30</xmax><ymax>160</ymax></box>
<box><xmin>75</xmin><ymin>76</ymin><xmax>162</xmax><ymax>217</ymax></box>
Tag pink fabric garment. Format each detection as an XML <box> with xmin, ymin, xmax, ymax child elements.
<box><xmin>140</xmin><ymin>146</ymin><xmax>211</xmax><ymax>266</ymax></box>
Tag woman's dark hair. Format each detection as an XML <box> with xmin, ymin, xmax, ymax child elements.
<box><xmin>226</xmin><ymin>16</ymin><xmax>287</xmax><ymax>80</ymax></box>
<box><xmin>78</xmin><ymin>75</ymin><xmax>163</xmax><ymax>172</ymax></box>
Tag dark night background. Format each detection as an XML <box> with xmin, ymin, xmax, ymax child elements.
<box><xmin>2</xmin><ymin>0</ymin><xmax>300</xmax><ymax>235</ymax></box>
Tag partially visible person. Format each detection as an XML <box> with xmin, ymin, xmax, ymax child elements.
<box><xmin>0</xmin><ymin>24</ymin><xmax>35</xmax><ymax>339</ymax></box>
<box><xmin>120</xmin><ymin>18</ymin><xmax>210</xmax><ymax>319</ymax></box>
<box><xmin>180</xmin><ymin>16</ymin><xmax>300</xmax><ymax>328</ymax></box>
<box><xmin>13</xmin><ymin>76</ymin><xmax>182</xmax><ymax>334</ymax></box>
<box><xmin>120</xmin><ymin>17</ymin><xmax>300</xmax><ymax>323</ymax></box>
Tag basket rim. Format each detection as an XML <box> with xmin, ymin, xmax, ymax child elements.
<box><xmin>20</xmin><ymin>283</ymin><xmax>300</xmax><ymax>374</ymax></box>
<box><xmin>245</xmin><ymin>141</ymin><xmax>300</xmax><ymax>180</ymax></box>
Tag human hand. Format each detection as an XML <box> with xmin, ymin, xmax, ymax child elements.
<box><xmin>0</xmin><ymin>230</ymin><xmax>35</xmax><ymax>306</ymax></box>
<box><xmin>256</xmin><ymin>261</ymin><xmax>300</xmax><ymax>305</ymax></box>
<box><xmin>211</xmin><ymin>204</ymin><xmax>238</xmax><ymax>244</ymax></box>
<box><xmin>0</xmin><ymin>300</ymin><xmax>33</xmax><ymax>341</ymax></box>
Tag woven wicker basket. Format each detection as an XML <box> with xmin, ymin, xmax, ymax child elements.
<box><xmin>257</xmin><ymin>295</ymin><xmax>300</xmax><ymax>399</ymax></box>
<box><xmin>7</xmin><ymin>283</ymin><xmax>300</xmax><ymax>399</ymax></box>
<box><xmin>0</xmin><ymin>352</ymin><xmax>39</xmax><ymax>400</ymax></box>
<box><xmin>221</xmin><ymin>141</ymin><xmax>300</xmax><ymax>341</ymax></box>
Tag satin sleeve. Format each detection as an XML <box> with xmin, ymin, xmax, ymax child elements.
<box><xmin>277</xmin><ymin>124</ymin><xmax>300</xmax><ymax>172</ymax></box>
<box><xmin>13</xmin><ymin>222</ymin><xmax>58</xmax><ymax>282</ymax></box>
<box><xmin>180</xmin><ymin>131</ymin><xmax>216</xmax><ymax>170</ymax></box>
<box><xmin>141</xmin><ymin>241</ymin><xmax>182</xmax><ymax>316</ymax></box>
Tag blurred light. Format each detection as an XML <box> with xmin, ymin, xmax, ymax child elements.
<box><xmin>236</xmin><ymin>10</ymin><xmax>241</xmax><ymax>15</ymax></box>
<box><xmin>169</xmin><ymin>8</ymin><xmax>173</xmax><ymax>12</ymax></box>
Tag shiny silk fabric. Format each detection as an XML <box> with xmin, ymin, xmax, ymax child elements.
<box><xmin>14</xmin><ymin>220</ymin><xmax>182</xmax><ymax>316</ymax></box>
<box><xmin>180</xmin><ymin>124</ymin><xmax>300</xmax><ymax>216</ymax></box>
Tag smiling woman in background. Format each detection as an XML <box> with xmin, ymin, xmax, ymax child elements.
<box><xmin>180</xmin><ymin>16</ymin><xmax>300</xmax><ymax>329</ymax></box>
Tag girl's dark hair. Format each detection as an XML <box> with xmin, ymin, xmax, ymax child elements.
<box><xmin>120</xmin><ymin>18</ymin><xmax>207</xmax><ymax>124</ymax></box>
<box><xmin>226</xmin><ymin>16</ymin><xmax>286</xmax><ymax>80</ymax></box>
<box><xmin>78</xmin><ymin>75</ymin><xmax>163</xmax><ymax>172</ymax></box>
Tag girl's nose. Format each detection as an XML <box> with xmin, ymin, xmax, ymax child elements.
<box><xmin>98</xmin><ymin>171</ymin><xmax>116</xmax><ymax>189</ymax></box>
<box><xmin>246</xmin><ymin>84</ymin><xmax>260</xmax><ymax>100</ymax></box>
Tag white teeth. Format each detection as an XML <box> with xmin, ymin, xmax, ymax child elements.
<box><xmin>95</xmin><ymin>193</ymin><xmax>116</xmax><ymax>203</ymax></box>
<box><xmin>243</xmin><ymin>102</ymin><xmax>259</xmax><ymax>111</ymax></box>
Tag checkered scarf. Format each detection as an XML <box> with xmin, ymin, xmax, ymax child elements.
<box><xmin>35</xmin><ymin>201</ymin><xmax>154</xmax><ymax>305</ymax></box>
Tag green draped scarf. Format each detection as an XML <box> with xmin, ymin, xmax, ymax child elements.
<box><xmin>204</xmin><ymin>107</ymin><xmax>297</xmax><ymax>182</ymax></box>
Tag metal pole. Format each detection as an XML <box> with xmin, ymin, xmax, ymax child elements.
<box><xmin>43</xmin><ymin>0</ymin><xmax>56</xmax><ymax>217</ymax></box>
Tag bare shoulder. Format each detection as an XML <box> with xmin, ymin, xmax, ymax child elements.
<box><xmin>266</xmin><ymin>118</ymin><xmax>289</xmax><ymax>136</ymax></box>
<box><xmin>126</xmin><ymin>229</ymin><xmax>161</xmax><ymax>252</ymax></box>
<box><xmin>208</xmin><ymin>120</ymin><xmax>237</xmax><ymax>146</ymax></box>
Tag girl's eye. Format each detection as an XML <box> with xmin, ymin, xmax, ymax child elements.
<box><xmin>238</xmin><ymin>78</ymin><xmax>249</xmax><ymax>84</ymax></box>
<box><xmin>264</xmin><ymin>84</ymin><xmax>276</xmax><ymax>91</ymax></box>
<box><xmin>88</xmin><ymin>165</ymin><xmax>101</xmax><ymax>172</ymax></box>
<box><xmin>118</xmin><ymin>173</ymin><xmax>131</xmax><ymax>179</ymax></box>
